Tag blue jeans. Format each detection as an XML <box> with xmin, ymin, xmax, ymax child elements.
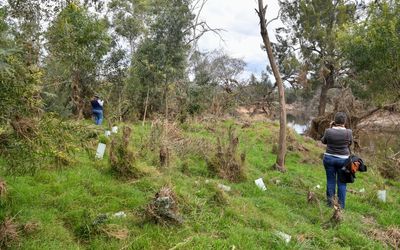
<box><xmin>323</xmin><ymin>154</ymin><xmax>348</xmax><ymax>209</ymax></box>
<box><xmin>92</xmin><ymin>109</ymin><xmax>103</xmax><ymax>125</ymax></box>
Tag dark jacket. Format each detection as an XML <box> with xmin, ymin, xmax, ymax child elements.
<box><xmin>91</xmin><ymin>99</ymin><xmax>103</xmax><ymax>111</ymax></box>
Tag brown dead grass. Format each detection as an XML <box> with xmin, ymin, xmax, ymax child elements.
<box><xmin>10</xmin><ymin>116</ymin><xmax>38</xmax><ymax>140</ymax></box>
<box><xmin>379</xmin><ymin>158</ymin><xmax>400</xmax><ymax>180</ymax></box>
<box><xmin>101</xmin><ymin>224</ymin><xmax>129</xmax><ymax>240</ymax></box>
<box><xmin>330</xmin><ymin>197</ymin><xmax>342</xmax><ymax>224</ymax></box>
<box><xmin>159</xmin><ymin>144</ymin><xmax>170</xmax><ymax>168</ymax></box>
<box><xmin>0</xmin><ymin>179</ymin><xmax>7</xmax><ymax>198</ymax></box>
<box><xmin>0</xmin><ymin>217</ymin><xmax>19</xmax><ymax>249</ymax></box>
<box><xmin>22</xmin><ymin>221</ymin><xmax>40</xmax><ymax>235</ymax></box>
<box><xmin>370</xmin><ymin>227</ymin><xmax>400</xmax><ymax>249</ymax></box>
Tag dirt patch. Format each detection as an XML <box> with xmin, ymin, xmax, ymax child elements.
<box><xmin>235</xmin><ymin>106</ymin><xmax>272</xmax><ymax>121</ymax></box>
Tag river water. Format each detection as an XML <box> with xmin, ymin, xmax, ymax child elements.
<box><xmin>287</xmin><ymin>113</ymin><xmax>400</xmax><ymax>154</ymax></box>
<box><xmin>287</xmin><ymin>113</ymin><xmax>309</xmax><ymax>135</ymax></box>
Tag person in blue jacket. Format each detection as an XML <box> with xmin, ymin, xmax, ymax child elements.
<box><xmin>91</xmin><ymin>95</ymin><xmax>104</xmax><ymax>125</ymax></box>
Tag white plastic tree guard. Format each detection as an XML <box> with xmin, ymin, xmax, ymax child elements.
<box><xmin>95</xmin><ymin>143</ymin><xmax>106</xmax><ymax>159</ymax></box>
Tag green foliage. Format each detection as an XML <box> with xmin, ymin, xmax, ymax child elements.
<box><xmin>278</xmin><ymin>0</ymin><xmax>359</xmax><ymax>114</ymax></box>
<box><xmin>339</xmin><ymin>1</ymin><xmax>400</xmax><ymax>104</ymax></box>
<box><xmin>127</xmin><ymin>0</ymin><xmax>194</xmax><ymax>116</ymax></box>
<box><xmin>0</xmin><ymin>115</ymin><xmax>96</xmax><ymax>175</ymax></box>
<box><xmin>109</xmin><ymin>126</ymin><xmax>149</xmax><ymax>179</ymax></box>
<box><xmin>45</xmin><ymin>3</ymin><xmax>111</xmax><ymax>117</ymax></box>
<box><xmin>0</xmin><ymin>8</ymin><xmax>42</xmax><ymax>124</ymax></box>
<box><xmin>109</xmin><ymin>0</ymin><xmax>148</xmax><ymax>53</ymax></box>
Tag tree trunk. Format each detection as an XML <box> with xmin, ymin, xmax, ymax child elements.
<box><xmin>142</xmin><ymin>86</ymin><xmax>150</xmax><ymax>126</ymax></box>
<box><xmin>164</xmin><ymin>77</ymin><xmax>169</xmax><ymax>123</ymax></box>
<box><xmin>318</xmin><ymin>64</ymin><xmax>335</xmax><ymax>116</ymax></box>
<box><xmin>318</xmin><ymin>85</ymin><xmax>329</xmax><ymax>116</ymax></box>
<box><xmin>257</xmin><ymin>0</ymin><xmax>287</xmax><ymax>172</ymax></box>
<box><xmin>72</xmin><ymin>71</ymin><xmax>83</xmax><ymax>120</ymax></box>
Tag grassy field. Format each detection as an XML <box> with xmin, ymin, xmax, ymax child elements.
<box><xmin>1</xmin><ymin>119</ymin><xmax>399</xmax><ymax>249</ymax></box>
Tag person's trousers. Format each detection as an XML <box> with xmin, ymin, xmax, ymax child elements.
<box><xmin>323</xmin><ymin>154</ymin><xmax>348</xmax><ymax>209</ymax></box>
<box><xmin>92</xmin><ymin>109</ymin><xmax>103</xmax><ymax>125</ymax></box>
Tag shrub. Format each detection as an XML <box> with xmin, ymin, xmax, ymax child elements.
<box><xmin>0</xmin><ymin>115</ymin><xmax>94</xmax><ymax>175</ymax></box>
<box><xmin>207</xmin><ymin>126</ymin><xmax>246</xmax><ymax>182</ymax></box>
<box><xmin>379</xmin><ymin>158</ymin><xmax>400</xmax><ymax>180</ymax></box>
<box><xmin>109</xmin><ymin>126</ymin><xmax>144</xmax><ymax>179</ymax></box>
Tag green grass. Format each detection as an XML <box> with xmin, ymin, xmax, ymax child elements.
<box><xmin>0</xmin><ymin>120</ymin><xmax>399</xmax><ymax>249</ymax></box>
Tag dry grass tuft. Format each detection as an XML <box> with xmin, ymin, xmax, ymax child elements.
<box><xmin>147</xmin><ymin>186</ymin><xmax>183</xmax><ymax>225</ymax></box>
<box><xmin>159</xmin><ymin>144</ymin><xmax>170</xmax><ymax>168</ymax></box>
<box><xmin>370</xmin><ymin>227</ymin><xmax>400</xmax><ymax>249</ymax></box>
<box><xmin>10</xmin><ymin>115</ymin><xmax>38</xmax><ymax>140</ymax></box>
<box><xmin>101</xmin><ymin>224</ymin><xmax>129</xmax><ymax>240</ymax></box>
<box><xmin>22</xmin><ymin>221</ymin><xmax>41</xmax><ymax>235</ymax></box>
<box><xmin>0</xmin><ymin>179</ymin><xmax>7</xmax><ymax>198</ymax></box>
<box><xmin>0</xmin><ymin>217</ymin><xmax>19</xmax><ymax>249</ymax></box>
<box><xmin>330</xmin><ymin>197</ymin><xmax>342</xmax><ymax>224</ymax></box>
<box><xmin>379</xmin><ymin>158</ymin><xmax>400</xmax><ymax>180</ymax></box>
<box><xmin>211</xmin><ymin>188</ymin><xmax>229</xmax><ymax>206</ymax></box>
<box><xmin>307</xmin><ymin>191</ymin><xmax>317</xmax><ymax>204</ymax></box>
<box><xmin>207</xmin><ymin>126</ymin><xmax>246</xmax><ymax>182</ymax></box>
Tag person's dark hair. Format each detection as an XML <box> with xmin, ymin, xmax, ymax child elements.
<box><xmin>334</xmin><ymin>112</ymin><xmax>347</xmax><ymax>125</ymax></box>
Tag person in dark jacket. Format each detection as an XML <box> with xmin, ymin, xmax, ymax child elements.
<box><xmin>321</xmin><ymin>112</ymin><xmax>353</xmax><ymax>209</ymax></box>
<box><xmin>91</xmin><ymin>95</ymin><xmax>104</xmax><ymax>125</ymax></box>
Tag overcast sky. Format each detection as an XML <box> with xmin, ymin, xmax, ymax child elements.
<box><xmin>197</xmin><ymin>0</ymin><xmax>282</xmax><ymax>79</ymax></box>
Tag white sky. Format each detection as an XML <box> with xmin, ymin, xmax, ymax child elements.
<box><xmin>197</xmin><ymin>0</ymin><xmax>282</xmax><ymax>79</ymax></box>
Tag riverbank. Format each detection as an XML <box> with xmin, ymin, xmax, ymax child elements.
<box><xmin>358</xmin><ymin>110</ymin><xmax>400</xmax><ymax>132</ymax></box>
<box><xmin>1</xmin><ymin>119</ymin><xmax>399</xmax><ymax>249</ymax></box>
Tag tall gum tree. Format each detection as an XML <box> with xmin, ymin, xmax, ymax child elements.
<box><xmin>128</xmin><ymin>0</ymin><xmax>194</xmax><ymax>118</ymax></box>
<box><xmin>45</xmin><ymin>3</ymin><xmax>111</xmax><ymax>118</ymax></box>
<box><xmin>257</xmin><ymin>0</ymin><xmax>287</xmax><ymax>172</ymax></box>
<box><xmin>279</xmin><ymin>0</ymin><xmax>358</xmax><ymax>116</ymax></box>
<box><xmin>339</xmin><ymin>1</ymin><xmax>400</xmax><ymax>104</ymax></box>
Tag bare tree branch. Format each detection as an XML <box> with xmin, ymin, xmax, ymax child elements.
<box><xmin>266</xmin><ymin>8</ymin><xmax>282</xmax><ymax>27</ymax></box>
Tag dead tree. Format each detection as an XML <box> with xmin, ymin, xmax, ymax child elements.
<box><xmin>256</xmin><ymin>0</ymin><xmax>287</xmax><ymax>172</ymax></box>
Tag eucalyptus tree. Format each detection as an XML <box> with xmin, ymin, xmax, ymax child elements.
<box><xmin>128</xmin><ymin>0</ymin><xmax>194</xmax><ymax>119</ymax></box>
<box><xmin>188</xmin><ymin>50</ymin><xmax>246</xmax><ymax>115</ymax></box>
<box><xmin>339</xmin><ymin>0</ymin><xmax>400</xmax><ymax>104</ymax></box>
<box><xmin>257</xmin><ymin>0</ymin><xmax>287</xmax><ymax>172</ymax></box>
<box><xmin>45</xmin><ymin>2</ymin><xmax>111</xmax><ymax>118</ymax></box>
<box><xmin>279</xmin><ymin>0</ymin><xmax>359</xmax><ymax>116</ymax></box>
<box><xmin>0</xmin><ymin>8</ymin><xmax>42</xmax><ymax>124</ymax></box>
<box><xmin>108</xmin><ymin>0</ymin><xmax>148</xmax><ymax>57</ymax></box>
